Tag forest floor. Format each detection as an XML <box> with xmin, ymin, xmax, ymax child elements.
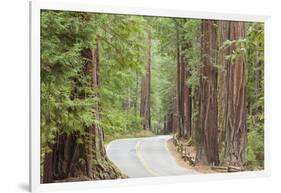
<box><xmin>166</xmin><ymin>138</ymin><xmax>216</xmax><ymax>173</ymax></box>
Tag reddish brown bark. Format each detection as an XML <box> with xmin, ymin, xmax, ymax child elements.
<box><xmin>191</xmin><ymin>89</ymin><xmax>200</xmax><ymax>148</ymax></box>
<box><xmin>43</xmin><ymin>43</ymin><xmax>122</xmax><ymax>183</ymax></box>
<box><xmin>172</xmin><ymin>97</ymin><xmax>178</xmax><ymax>133</ymax></box>
<box><xmin>223</xmin><ymin>21</ymin><xmax>247</xmax><ymax>166</ymax></box>
<box><xmin>174</xmin><ymin>19</ymin><xmax>192</xmax><ymax>139</ymax></box>
<box><xmin>174</xmin><ymin>21</ymin><xmax>180</xmax><ymax>137</ymax></box>
<box><xmin>181</xmin><ymin>54</ymin><xmax>192</xmax><ymax>139</ymax></box>
<box><xmin>197</xmin><ymin>20</ymin><xmax>219</xmax><ymax>165</ymax></box>
<box><xmin>140</xmin><ymin>27</ymin><xmax>152</xmax><ymax>130</ymax></box>
<box><xmin>217</xmin><ymin>21</ymin><xmax>229</xmax><ymax>157</ymax></box>
<box><xmin>43</xmin><ymin>133</ymin><xmax>88</xmax><ymax>183</ymax></box>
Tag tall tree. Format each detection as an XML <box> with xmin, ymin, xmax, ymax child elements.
<box><xmin>223</xmin><ymin>21</ymin><xmax>247</xmax><ymax>166</ymax></box>
<box><xmin>41</xmin><ymin>12</ymin><xmax>128</xmax><ymax>183</ymax></box>
<box><xmin>140</xmin><ymin>27</ymin><xmax>152</xmax><ymax>130</ymax></box>
<box><xmin>174</xmin><ymin>19</ymin><xmax>193</xmax><ymax>139</ymax></box>
<box><xmin>217</xmin><ymin>21</ymin><xmax>229</xmax><ymax>159</ymax></box>
<box><xmin>175</xmin><ymin>21</ymin><xmax>182</xmax><ymax>137</ymax></box>
<box><xmin>181</xmin><ymin>44</ymin><xmax>192</xmax><ymax>139</ymax></box>
<box><xmin>197</xmin><ymin>20</ymin><xmax>219</xmax><ymax>165</ymax></box>
<box><xmin>43</xmin><ymin>45</ymin><xmax>120</xmax><ymax>183</ymax></box>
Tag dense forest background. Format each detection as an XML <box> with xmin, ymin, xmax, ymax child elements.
<box><xmin>40</xmin><ymin>10</ymin><xmax>264</xmax><ymax>183</ymax></box>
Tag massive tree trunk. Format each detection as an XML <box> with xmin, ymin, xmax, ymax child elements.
<box><xmin>197</xmin><ymin>20</ymin><xmax>219</xmax><ymax>166</ymax></box>
<box><xmin>217</xmin><ymin>21</ymin><xmax>229</xmax><ymax>158</ymax></box>
<box><xmin>84</xmin><ymin>46</ymin><xmax>101</xmax><ymax>179</ymax></box>
<box><xmin>43</xmin><ymin>133</ymin><xmax>89</xmax><ymax>183</ymax></box>
<box><xmin>140</xmin><ymin>27</ymin><xmax>152</xmax><ymax>130</ymax></box>
<box><xmin>43</xmin><ymin>42</ymin><xmax>124</xmax><ymax>183</ymax></box>
<box><xmin>223</xmin><ymin>21</ymin><xmax>247</xmax><ymax>166</ymax></box>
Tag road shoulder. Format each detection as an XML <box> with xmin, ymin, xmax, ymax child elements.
<box><xmin>166</xmin><ymin>138</ymin><xmax>216</xmax><ymax>174</ymax></box>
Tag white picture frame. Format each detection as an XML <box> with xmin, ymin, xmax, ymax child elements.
<box><xmin>30</xmin><ymin>0</ymin><xmax>271</xmax><ymax>192</ymax></box>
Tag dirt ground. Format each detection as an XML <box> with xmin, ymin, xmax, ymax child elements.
<box><xmin>166</xmin><ymin>138</ymin><xmax>216</xmax><ymax>174</ymax></box>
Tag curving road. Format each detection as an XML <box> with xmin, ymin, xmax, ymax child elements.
<box><xmin>106</xmin><ymin>135</ymin><xmax>197</xmax><ymax>178</ymax></box>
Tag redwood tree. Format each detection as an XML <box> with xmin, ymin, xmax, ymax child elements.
<box><xmin>223</xmin><ymin>21</ymin><xmax>247</xmax><ymax>166</ymax></box>
<box><xmin>174</xmin><ymin>19</ymin><xmax>192</xmax><ymax>139</ymax></box>
<box><xmin>217</xmin><ymin>21</ymin><xmax>229</xmax><ymax>158</ymax></box>
<box><xmin>140</xmin><ymin>27</ymin><xmax>152</xmax><ymax>130</ymax></box>
<box><xmin>175</xmin><ymin>22</ymin><xmax>182</xmax><ymax>137</ymax></box>
<box><xmin>43</xmin><ymin>44</ymin><xmax>123</xmax><ymax>183</ymax></box>
<box><xmin>181</xmin><ymin>47</ymin><xmax>192</xmax><ymax>139</ymax></box>
<box><xmin>197</xmin><ymin>20</ymin><xmax>219</xmax><ymax>165</ymax></box>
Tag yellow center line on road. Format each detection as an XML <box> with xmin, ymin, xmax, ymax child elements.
<box><xmin>135</xmin><ymin>140</ymin><xmax>160</xmax><ymax>177</ymax></box>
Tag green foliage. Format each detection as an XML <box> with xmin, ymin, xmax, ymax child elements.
<box><xmin>41</xmin><ymin>11</ymin><xmax>148</xmax><ymax>155</ymax></box>
<box><xmin>97</xmin><ymin>15</ymin><xmax>147</xmax><ymax>140</ymax></box>
<box><xmin>183</xmin><ymin>19</ymin><xmax>201</xmax><ymax>95</ymax></box>
<box><xmin>102</xmin><ymin>109</ymin><xmax>143</xmax><ymax>136</ymax></box>
<box><xmin>41</xmin><ymin>11</ymin><xmax>98</xmax><ymax>151</ymax></box>
<box><xmin>41</xmin><ymin>10</ymin><xmax>264</xmax><ymax>171</ymax></box>
<box><xmin>151</xmin><ymin>40</ymin><xmax>176</xmax><ymax>130</ymax></box>
<box><xmin>247</xmin><ymin>111</ymin><xmax>264</xmax><ymax>167</ymax></box>
<box><xmin>245</xmin><ymin>23</ymin><xmax>265</xmax><ymax>168</ymax></box>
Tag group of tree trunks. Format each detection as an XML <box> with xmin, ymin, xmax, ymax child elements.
<box><xmin>43</xmin><ymin>42</ymin><xmax>124</xmax><ymax>183</ymax></box>
<box><xmin>165</xmin><ymin>20</ymin><xmax>247</xmax><ymax>167</ymax></box>
<box><xmin>176</xmin><ymin>30</ymin><xmax>192</xmax><ymax>139</ymax></box>
<box><xmin>164</xmin><ymin>20</ymin><xmax>192</xmax><ymax>138</ymax></box>
<box><xmin>43</xmin><ymin>20</ymin><xmax>248</xmax><ymax>182</ymax></box>
<box><xmin>222</xmin><ymin>21</ymin><xmax>247</xmax><ymax>166</ymax></box>
<box><xmin>198</xmin><ymin>20</ymin><xmax>247</xmax><ymax>166</ymax></box>
<box><xmin>197</xmin><ymin>20</ymin><xmax>219</xmax><ymax>165</ymax></box>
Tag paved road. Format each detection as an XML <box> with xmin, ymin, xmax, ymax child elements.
<box><xmin>106</xmin><ymin>135</ymin><xmax>197</xmax><ymax>178</ymax></box>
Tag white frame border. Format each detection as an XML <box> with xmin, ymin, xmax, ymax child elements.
<box><xmin>30</xmin><ymin>0</ymin><xmax>271</xmax><ymax>192</ymax></box>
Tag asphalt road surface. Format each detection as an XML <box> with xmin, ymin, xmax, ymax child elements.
<box><xmin>106</xmin><ymin>135</ymin><xmax>197</xmax><ymax>178</ymax></box>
